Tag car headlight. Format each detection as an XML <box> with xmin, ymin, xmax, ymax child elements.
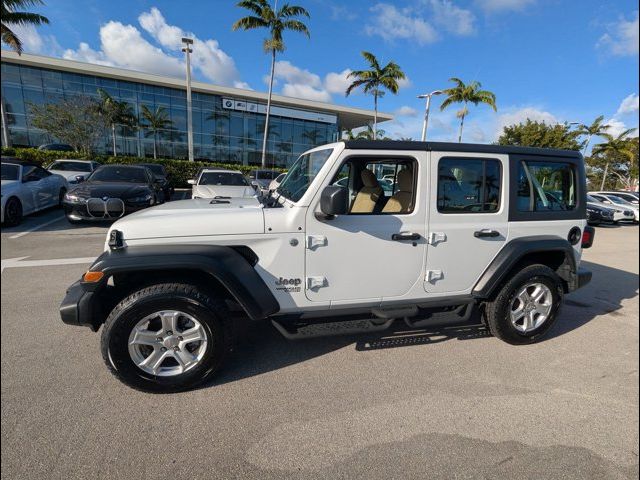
<box><xmin>128</xmin><ymin>194</ymin><xmax>153</xmax><ymax>203</ymax></box>
<box><xmin>64</xmin><ymin>192</ymin><xmax>82</xmax><ymax>202</ymax></box>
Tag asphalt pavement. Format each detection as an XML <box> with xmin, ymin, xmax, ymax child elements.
<box><xmin>1</xmin><ymin>211</ymin><xmax>638</xmax><ymax>480</ymax></box>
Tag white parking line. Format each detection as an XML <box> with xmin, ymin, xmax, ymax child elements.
<box><xmin>8</xmin><ymin>215</ymin><xmax>66</xmax><ymax>239</ymax></box>
<box><xmin>1</xmin><ymin>256</ymin><xmax>96</xmax><ymax>273</ymax></box>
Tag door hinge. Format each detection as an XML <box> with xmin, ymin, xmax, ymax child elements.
<box><xmin>306</xmin><ymin>235</ymin><xmax>327</xmax><ymax>250</ymax></box>
<box><xmin>428</xmin><ymin>232</ymin><xmax>447</xmax><ymax>245</ymax></box>
<box><xmin>425</xmin><ymin>270</ymin><xmax>444</xmax><ymax>283</ymax></box>
<box><xmin>306</xmin><ymin>276</ymin><xmax>327</xmax><ymax>290</ymax></box>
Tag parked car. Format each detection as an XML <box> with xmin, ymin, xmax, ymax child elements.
<box><xmin>188</xmin><ymin>169</ymin><xmax>256</xmax><ymax>199</ymax></box>
<box><xmin>268</xmin><ymin>172</ymin><xmax>287</xmax><ymax>193</ymax></box>
<box><xmin>38</xmin><ymin>143</ymin><xmax>74</xmax><ymax>152</ymax></box>
<box><xmin>248</xmin><ymin>169</ymin><xmax>280</xmax><ymax>193</ymax></box>
<box><xmin>61</xmin><ymin>140</ymin><xmax>595</xmax><ymax>392</ymax></box>
<box><xmin>1</xmin><ymin>161</ymin><xmax>69</xmax><ymax>226</ymax></box>
<box><xmin>588</xmin><ymin>192</ymin><xmax>639</xmax><ymax>222</ymax></box>
<box><xmin>586</xmin><ymin>203</ymin><xmax>615</xmax><ymax>226</ymax></box>
<box><xmin>138</xmin><ymin>163</ymin><xmax>173</xmax><ymax>201</ymax></box>
<box><xmin>592</xmin><ymin>191</ymin><xmax>639</xmax><ymax>205</ymax></box>
<box><xmin>62</xmin><ymin>164</ymin><xmax>163</xmax><ymax>224</ymax></box>
<box><xmin>587</xmin><ymin>195</ymin><xmax>635</xmax><ymax>223</ymax></box>
<box><xmin>47</xmin><ymin>159</ymin><xmax>100</xmax><ymax>184</ymax></box>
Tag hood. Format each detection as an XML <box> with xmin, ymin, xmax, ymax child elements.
<box><xmin>110</xmin><ymin>197</ymin><xmax>264</xmax><ymax>241</ymax></box>
<box><xmin>70</xmin><ymin>181</ymin><xmax>151</xmax><ymax>198</ymax></box>
<box><xmin>192</xmin><ymin>185</ymin><xmax>255</xmax><ymax>199</ymax></box>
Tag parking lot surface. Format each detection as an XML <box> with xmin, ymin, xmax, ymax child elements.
<box><xmin>1</xmin><ymin>213</ymin><xmax>638</xmax><ymax>480</ymax></box>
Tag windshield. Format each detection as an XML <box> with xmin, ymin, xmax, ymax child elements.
<box><xmin>199</xmin><ymin>172</ymin><xmax>249</xmax><ymax>186</ymax></box>
<box><xmin>587</xmin><ymin>195</ymin><xmax>600</xmax><ymax>203</ymax></box>
<box><xmin>50</xmin><ymin>161</ymin><xmax>93</xmax><ymax>172</ymax></box>
<box><xmin>89</xmin><ymin>166</ymin><xmax>148</xmax><ymax>183</ymax></box>
<box><xmin>277</xmin><ymin>148</ymin><xmax>334</xmax><ymax>202</ymax></box>
<box><xmin>1</xmin><ymin>164</ymin><xmax>20</xmax><ymax>180</ymax></box>
<box><xmin>141</xmin><ymin>164</ymin><xmax>165</xmax><ymax>175</ymax></box>
<box><xmin>607</xmin><ymin>195</ymin><xmax>632</xmax><ymax>205</ymax></box>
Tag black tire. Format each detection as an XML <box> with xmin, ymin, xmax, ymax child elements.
<box><xmin>58</xmin><ymin>187</ymin><xmax>67</xmax><ymax>206</ymax></box>
<box><xmin>101</xmin><ymin>282</ymin><xmax>232</xmax><ymax>393</ymax></box>
<box><xmin>3</xmin><ymin>197</ymin><xmax>23</xmax><ymax>226</ymax></box>
<box><xmin>484</xmin><ymin>264</ymin><xmax>563</xmax><ymax>345</ymax></box>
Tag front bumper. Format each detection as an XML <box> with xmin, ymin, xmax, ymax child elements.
<box><xmin>59</xmin><ymin>280</ymin><xmax>102</xmax><ymax>330</ymax></box>
<box><xmin>63</xmin><ymin>200</ymin><xmax>150</xmax><ymax>221</ymax></box>
<box><xmin>571</xmin><ymin>268</ymin><xmax>592</xmax><ymax>292</ymax></box>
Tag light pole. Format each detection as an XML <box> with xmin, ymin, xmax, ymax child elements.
<box><xmin>418</xmin><ymin>90</ymin><xmax>443</xmax><ymax>141</ymax></box>
<box><xmin>182</xmin><ymin>37</ymin><xmax>194</xmax><ymax>162</ymax></box>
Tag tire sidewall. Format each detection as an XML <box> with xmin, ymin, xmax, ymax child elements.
<box><xmin>5</xmin><ymin>197</ymin><xmax>22</xmax><ymax>226</ymax></box>
<box><xmin>103</xmin><ymin>293</ymin><xmax>225</xmax><ymax>392</ymax></box>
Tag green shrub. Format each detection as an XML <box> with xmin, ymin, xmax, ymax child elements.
<box><xmin>1</xmin><ymin>147</ymin><xmax>286</xmax><ymax>187</ymax></box>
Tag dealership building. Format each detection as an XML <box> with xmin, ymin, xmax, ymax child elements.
<box><xmin>0</xmin><ymin>51</ymin><xmax>391</xmax><ymax>167</ymax></box>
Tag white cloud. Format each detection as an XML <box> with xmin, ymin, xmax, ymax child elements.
<box><xmin>324</xmin><ymin>69</ymin><xmax>353</xmax><ymax>94</ymax></box>
<box><xmin>597</xmin><ymin>11</ymin><xmax>639</xmax><ymax>57</ymax></box>
<box><xmin>474</xmin><ymin>0</ymin><xmax>535</xmax><ymax>13</ymax></box>
<box><xmin>63</xmin><ymin>42</ymin><xmax>115</xmax><ymax>66</ymax></box>
<box><xmin>395</xmin><ymin>106</ymin><xmax>419</xmax><ymax>117</ymax></box>
<box><xmin>270</xmin><ymin>60</ymin><xmax>332</xmax><ymax>102</ymax></box>
<box><xmin>616</xmin><ymin>93</ymin><xmax>639</xmax><ymax>116</ymax></box>
<box><xmin>429</xmin><ymin>0</ymin><xmax>476</xmax><ymax>36</ymax></box>
<box><xmin>365</xmin><ymin>3</ymin><xmax>439</xmax><ymax>45</ymax></box>
<box><xmin>603</xmin><ymin>118</ymin><xmax>638</xmax><ymax>138</ymax></box>
<box><xmin>281</xmin><ymin>84</ymin><xmax>332</xmax><ymax>103</ymax></box>
<box><xmin>5</xmin><ymin>24</ymin><xmax>62</xmax><ymax>56</ymax></box>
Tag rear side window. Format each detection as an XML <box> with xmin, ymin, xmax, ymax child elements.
<box><xmin>437</xmin><ymin>158</ymin><xmax>501</xmax><ymax>213</ymax></box>
<box><xmin>517</xmin><ymin>161</ymin><xmax>576</xmax><ymax>212</ymax></box>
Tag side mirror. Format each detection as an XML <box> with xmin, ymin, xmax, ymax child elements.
<box><xmin>187</xmin><ymin>179</ymin><xmax>196</xmax><ymax>185</ymax></box>
<box><xmin>320</xmin><ymin>185</ymin><xmax>349</xmax><ymax>218</ymax></box>
<box><xmin>75</xmin><ymin>175</ymin><xmax>85</xmax><ymax>183</ymax></box>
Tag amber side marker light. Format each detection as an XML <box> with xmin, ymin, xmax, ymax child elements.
<box><xmin>83</xmin><ymin>271</ymin><xmax>104</xmax><ymax>283</ymax></box>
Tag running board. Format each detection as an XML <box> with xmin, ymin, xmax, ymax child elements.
<box><xmin>403</xmin><ymin>303</ymin><xmax>474</xmax><ymax>328</ymax></box>
<box><xmin>271</xmin><ymin>318</ymin><xmax>395</xmax><ymax>340</ymax></box>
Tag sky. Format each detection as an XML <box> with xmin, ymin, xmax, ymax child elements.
<box><xmin>4</xmin><ymin>0</ymin><xmax>639</xmax><ymax>147</ymax></box>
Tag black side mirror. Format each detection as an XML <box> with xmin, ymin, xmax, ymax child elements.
<box><xmin>75</xmin><ymin>175</ymin><xmax>85</xmax><ymax>183</ymax></box>
<box><xmin>320</xmin><ymin>185</ymin><xmax>349</xmax><ymax>218</ymax></box>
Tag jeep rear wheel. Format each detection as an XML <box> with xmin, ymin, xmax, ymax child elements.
<box><xmin>101</xmin><ymin>282</ymin><xmax>231</xmax><ymax>393</ymax></box>
<box><xmin>484</xmin><ymin>264</ymin><xmax>563</xmax><ymax>345</ymax></box>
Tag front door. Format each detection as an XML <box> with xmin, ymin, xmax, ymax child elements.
<box><xmin>305</xmin><ymin>152</ymin><xmax>427</xmax><ymax>304</ymax></box>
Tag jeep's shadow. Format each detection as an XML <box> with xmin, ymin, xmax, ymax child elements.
<box><xmin>204</xmin><ymin>260</ymin><xmax>638</xmax><ymax>389</ymax></box>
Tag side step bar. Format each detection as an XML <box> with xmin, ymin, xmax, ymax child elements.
<box><xmin>272</xmin><ymin>318</ymin><xmax>395</xmax><ymax>340</ymax></box>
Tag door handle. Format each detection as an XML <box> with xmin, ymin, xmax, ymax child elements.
<box><xmin>474</xmin><ymin>229</ymin><xmax>501</xmax><ymax>238</ymax></box>
<box><xmin>392</xmin><ymin>233</ymin><xmax>421</xmax><ymax>241</ymax></box>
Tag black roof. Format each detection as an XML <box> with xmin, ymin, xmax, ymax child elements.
<box><xmin>341</xmin><ymin>140</ymin><xmax>583</xmax><ymax>159</ymax></box>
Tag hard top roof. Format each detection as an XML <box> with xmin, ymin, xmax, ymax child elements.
<box><xmin>341</xmin><ymin>140</ymin><xmax>583</xmax><ymax>159</ymax></box>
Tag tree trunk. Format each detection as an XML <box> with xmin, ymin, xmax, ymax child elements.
<box><xmin>153</xmin><ymin>132</ymin><xmax>157</xmax><ymax>159</ymax></box>
<box><xmin>600</xmin><ymin>162</ymin><xmax>609</xmax><ymax>190</ymax></box>
<box><xmin>261</xmin><ymin>49</ymin><xmax>276</xmax><ymax>168</ymax></box>
<box><xmin>111</xmin><ymin>123</ymin><xmax>117</xmax><ymax>157</ymax></box>
<box><xmin>582</xmin><ymin>134</ymin><xmax>592</xmax><ymax>155</ymax></box>
<box><xmin>0</xmin><ymin>93</ymin><xmax>11</xmax><ymax>148</ymax></box>
<box><xmin>458</xmin><ymin>111</ymin><xmax>466</xmax><ymax>143</ymax></box>
<box><xmin>373</xmin><ymin>92</ymin><xmax>378</xmax><ymax>141</ymax></box>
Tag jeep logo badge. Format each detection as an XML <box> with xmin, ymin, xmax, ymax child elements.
<box><xmin>275</xmin><ymin>277</ymin><xmax>302</xmax><ymax>293</ymax></box>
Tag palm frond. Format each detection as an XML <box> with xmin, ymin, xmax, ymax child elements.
<box><xmin>281</xmin><ymin>20</ymin><xmax>310</xmax><ymax>37</ymax></box>
<box><xmin>232</xmin><ymin>16</ymin><xmax>269</xmax><ymax>31</ymax></box>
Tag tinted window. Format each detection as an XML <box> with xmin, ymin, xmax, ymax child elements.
<box><xmin>89</xmin><ymin>166</ymin><xmax>148</xmax><ymax>183</ymax></box>
<box><xmin>140</xmin><ymin>164</ymin><xmax>165</xmax><ymax>175</ymax></box>
<box><xmin>50</xmin><ymin>161</ymin><xmax>93</xmax><ymax>172</ymax></box>
<box><xmin>199</xmin><ymin>172</ymin><xmax>248</xmax><ymax>186</ymax></box>
<box><xmin>1</xmin><ymin>164</ymin><xmax>20</xmax><ymax>180</ymax></box>
<box><xmin>438</xmin><ymin>158</ymin><xmax>501</xmax><ymax>213</ymax></box>
<box><xmin>517</xmin><ymin>161</ymin><xmax>576</xmax><ymax>212</ymax></box>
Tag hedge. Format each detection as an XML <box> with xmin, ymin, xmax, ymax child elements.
<box><xmin>1</xmin><ymin>147</ymin><xmax>286</xmax><ymax>188</ymax></box>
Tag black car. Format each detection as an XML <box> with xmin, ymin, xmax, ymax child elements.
<box><xmin>587</xmin><ymin>203</ymin><xmax>615</xmax><ymax>226</ymax></box>
<box><xmin>62</xmin><ymin>165</ymin><xmax>163</xmax><ymax>224</ymax></box>
<box><xmin>138</xmin><ymin>163</ymin><xmax>173</xmax><ymax>201</ymax></box>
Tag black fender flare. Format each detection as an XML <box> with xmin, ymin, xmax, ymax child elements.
<box><xmin>85</xmin><ymin>244</ymin><xmax>280</xmax><ymax>320</ymax></box>
<box><xmin>472</xmin><ymin>236</ymin><xmax>578</xmax><ymax>299</ymax></box>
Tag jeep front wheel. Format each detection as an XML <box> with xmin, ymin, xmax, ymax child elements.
<box><xmin>101</xmin><ymin>282</ymin><xmax>231</xmax><ymax>393</ymax></box>
<box><xmin>484</xmin><ymin>265</ymin><xmax>563</xmax><ymax>345</ymax></box>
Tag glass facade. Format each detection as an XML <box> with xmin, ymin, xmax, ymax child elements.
<box><xmin>1</xmin><ymin>62</ymin><xmax>339</xmax><ymax>168</ymax></box>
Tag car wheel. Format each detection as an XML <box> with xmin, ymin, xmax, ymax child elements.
<box><xmin>484</xmin><ymin>264</ymin><xmax>563</xmax><ymax>345</ymax></box>
<box><xmin>3</xmin><ymin>197</ymin><xmax>23</xmax><ymax>226</ymax></box>
<box><xmin>58</xmin><ymin>187</ymin><xmax>67</xmax><ymax>206</ymax></box>
<box><xmin>101</xmin><ymin>282</ymin><xmax>232</xmax><ymax>393</ymax></box>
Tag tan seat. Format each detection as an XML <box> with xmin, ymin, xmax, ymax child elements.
<box><xmin>382</xmin><ymin>169</ymin><xmax>414</xmax><ymax>213</ymax></box>
<box><xmin>350</xmin><ymin>169</ymin><xmax>383</xmax><ymax>213</ymax></box>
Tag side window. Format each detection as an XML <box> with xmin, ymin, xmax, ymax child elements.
<box><xmin>35</xmin><ymin>167</ymin><xmax>51</xmax><ymax>178</ymax></box>
<box><xmin>21</xmin><ymin>165</ymin><xmax>37</xmax><ymax>181</ymax></box>
<box><xmin>437</xmin><ymin>158</ymin><xmax>502</xmax><ymax>213</ymax></box>
<box><xmin>517</xmin><ymin>161</ymin><xmax>576</xmax><ymax>212</ymax></box>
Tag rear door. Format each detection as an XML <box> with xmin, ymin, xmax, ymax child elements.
<box><xmin>424</xmin><ymin>152</ymin><xmax>509</xmax><ymax>295</ymax></box>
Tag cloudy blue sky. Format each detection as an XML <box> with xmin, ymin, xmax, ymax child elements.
<box><xmin>4</xmin><ymin>0</ymin><xmax>639</xmax><ymax>146</ymax></box>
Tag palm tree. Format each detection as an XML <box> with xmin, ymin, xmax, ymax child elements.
<box><xmin>140</xmin><ymin>105</ymin><xmax>173</xmax><ymax>159</ymax></box>
<box><xmin>1</xmin><ymin>0</ymin><xmax>49</xmax><ymax>54</ymax></box>
<box><xmin>592</xmin><ymin>129</ymin><xmax>637</xmax><ymax>190</ymax></box>
<box><xmin>345</xmin><ymin>51</ymin><xmax>405</xmax><ymax>140</ymax></box>
<box><xmin>440</xmin><ymin>78</ymin><xmax>497</xmax><ymax>142</ymax></box>
<box><xmin>576</xmin><ymin>115</ymin><xmax>609</xmax><ymax>155</ymax></box>
<box><xmin>354</xmin><ymin>123</ymin><xmax>389</xmax><ymax>141</ymax></box>
<box><xmin>97</xmin><ymin>89</ymin><xmax>136</xmax><ymax>157</ymax></box>
<box><xmin>232</xmin><ymin>0</ymin><xmax>310</xmax><ymax>168</ymax></box>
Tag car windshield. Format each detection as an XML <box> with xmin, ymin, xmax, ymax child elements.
<box><xmin>1</xmin><ymin>164</ymin><xmax>20</xmax><ymax>180</ymax></box>
<box><xmin>587</xmin><ymin>195</ymin><xmax>600</xmax><ymax>203</ymax></box>
<box><xmin>199</xmin><ymin>172</ymin><xmax>248</xmax><ymax>186</ymax></box>
<box><xmin>141</xmin><ymin>164</ymin><xmax>165</xmax><ymax>175</ymax></box>
<box><xmin>89</xmin><ymin>166</ymin><xmax>148</xmax><ymax>183</ymax></box>
<box><xmin>607</xmin><ymin>195</ymin><xmax>633</xmax><ymax>205</ymax></box>
<box><xmin>50</xmin><ymin>161</ymin><xmax>93</xmax><ymax>172</ymax></box>
<box><xmin>277</xmin><ymin>148</ymin><xmax>334</xmax><ymax>202</ymax></box>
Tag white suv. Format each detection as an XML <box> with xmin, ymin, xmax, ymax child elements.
<box><xmin>60</xmin><ymin>141</ymin><xmax>594</xmax><ymax>392</ymax></box>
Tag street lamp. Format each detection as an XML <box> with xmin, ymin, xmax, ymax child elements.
<box><xmin>418</xmin><ymin>90</ymin><xmax>443</xmax><ymax>141</ymax></box>
<box><xmin>182</xmin><ymin>37</ymin><xmax>194</xmax><ymax>162</ymax></box>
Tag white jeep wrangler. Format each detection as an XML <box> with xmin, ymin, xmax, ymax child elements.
<box><xmin>60</xmin><ymin>140</ymin><xmax>594</xmax><ymax>392</ymax></box>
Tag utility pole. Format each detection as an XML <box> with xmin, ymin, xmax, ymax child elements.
<box><xmin>417</xmin><ymin>90</ymin><xmax>443</xmax><ymax>141</ymax></box>
<box><xmin>182</xmin><ymin>37</ymin><xmax>194</xmax><ymax>162</ymax></box>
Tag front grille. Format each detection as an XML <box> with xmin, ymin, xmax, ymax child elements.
<box><xmin>86</xmin><ymin>198</ymin><xmax>125</xmax><ymax>218</ymax></box>
<box><xmin>624</xmin><ymin>210</ymin><xmax>633</xmax><ymax>216</ymax></box>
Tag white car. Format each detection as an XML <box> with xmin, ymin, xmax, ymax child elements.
<box><xmin>588</xmin><ymin>192</ymin><xmax>639</xmax><ymax>222</ymax></box>
<box><xmin>586</xmin><ymin>195</ymin><xmax>634</xmax><ymax>223</ymax></box>
<box><xmin>188</xmin><ymin>169</ymin><xmax>256</xmax><ymax>199</ymax></box>
<box><xmin>1</xmin><ymin>161</ymin><xmax>69</xmax><ymax>226</ymax></box>
<box><xmin>48</xmin><ymin>159</ymin><xmax>100</xmax><ymax>184</ymax></box>
<box><xmin>591</xmin><ymin>191</ymin><xmax>639</xmax><ymax>206</ymax></box>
